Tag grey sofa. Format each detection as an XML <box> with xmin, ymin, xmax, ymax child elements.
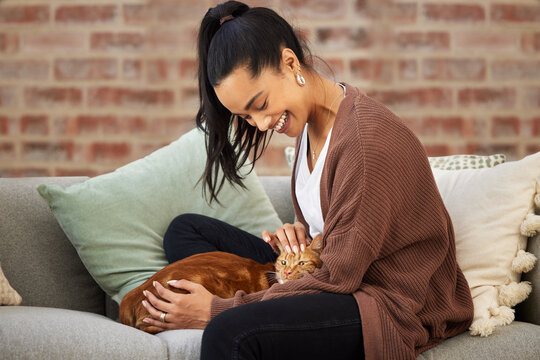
<box><xmin>1</xmin><ymin>176</ymin><xmax>539</xmax><ymax>359</ymax></box>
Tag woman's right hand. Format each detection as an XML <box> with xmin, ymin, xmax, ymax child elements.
<box><xmin>262</xmin><ymin>222</ymin><xmax>310</xmax><ymax>255</ymax></box>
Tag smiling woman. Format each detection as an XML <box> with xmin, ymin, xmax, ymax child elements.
<box><xmin>141</xmin><ymin>1</ymin><xmax>474</xmax><ymax>359</ymax></box>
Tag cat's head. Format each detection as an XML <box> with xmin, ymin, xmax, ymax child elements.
<box><xmin>274</xmin><ymin>234</ymin><xmax>323</xmax><ymax>284</ymax></box>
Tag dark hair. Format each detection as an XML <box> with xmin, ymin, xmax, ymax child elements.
<box><xmin>196</xmin><ymin>0</ymin><xmax>311</xmax><ymax>203</ymax></box>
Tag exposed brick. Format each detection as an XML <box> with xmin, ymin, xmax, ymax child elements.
<box><xmin>316</xmin><ymin>58</ymin><xmax>346</xmax><ymax>80</ymax></box>
<box><xmin>0</xmin><ymin>168</ymin><xmax>51</xmax><ymax>177</ymax></box>
<box><xmin>123</xmin><ymin>59</ymin><xmax>142</xmax><ymax>80</ymax></box>
<box><xmin>458</xmin><ymin>88</ymin><xmax>516</xmax><ymax>109</ymax></box>
<box><xmin>491</xmin><ymin>4</ymin><xmax>540</xmax><ymax>23</ymax></box>
<box><xmin>124</xmin><ymin>1</ymin><xmax>210</xmax><ymax>24</ymax></box>
<box><xmin>524</xmin><ymin>88</ymin><xmax>540</xmax><ymax>108</ymax></box>
<box><xmin>75</xmin><ymin>115</ymin><xmax>105</xmax><ymax>135</ymax></box>
<box><xmin>0</xmin><ymin>87</ymin><xmax>17</xmax><ymax>107</ymax></box>
<box><xmin>120</xmin><ymin>116</ymin><xmax>148</xmax><ymax>135</ymax></box>
<box><xmin>24</xmin><ymin>87</ymin><xmax>83</xmax><ymax>108</ymax></box>
<box><xmin>399</xmin><ymin>59</ymin><xmax>417</xmax><ymax>80</ymax></box>
<box><xmin>491</xmin><ymin>60</ymin><xmax>540</xmax><ymax>81</ymax></box>
<box><xmin>22</xmin><ymin>142</ymin><xmax>73</xmax><ymax>161</ymax></box>
<box><xmin>179</xmin><ymin>58</ymin><xmax>198</xmax><ymax>80</ymax></box>
<box><xmin>492</xmin><ymin>116</ymin><xmax>520</xmax><ymax>137</ymax></box>
<box><xmin>145</xmin><ymin>30</ymin><xmax>196</xmax><ymax>51</ymax></box>
<box><xmin>368</xmin><ymin>88</ymin><xmax>452</xmax><ymax>110</ymax></box>
<box><xmin>0</xmin><ymin>142</ymin><xmax>15</xmax><ymax>161</ymax></box>
<box><xmin>465</xmin><ymin>143</ymin><xmax>519</xmax><ymax>160</ymax></box>
<box><xmin>55</xmin><ymin>5</ymin><xmax>117</xmax><ymax>24</ymax></box>
<box><xmin>423</xmin><ymin>4</ymin><xmax>485</xmax><ymax>23</ymax></box>
<box><xmin>395</xmin><ymin>32</ymin><xmax>450</xmax><ymax>52</ymax></box>
<box><xmin>316</xmin><ymin>28</ymin><xmax>371</xmax><ymax>50</ymax></box>
<box><xmin>21</xmin><ymin>115</ymin><xmax>48</xmax><ymax>135</ymax></box>
<box><xmin>180</xmin><ymin>87</ymin><xmax>199</xmax><ymax>109</ymax></box>
<box><xmin>55</xmin><ymin>58</ymin><xmax>117</xmax><ymax>81</ymax></box>
<box><xmin>147</xmin><ymin>59</ymin><xmax>178</xmax><ymax>83</ymax></box>
<box><xmin>454</xmin><ymin>31</ymin><xmax>519</xmax><ymax>52</ymax></box>
<box><xmin>0</xmin><ymin>60</ymin><xmax>49</xmax><ymax>80</ymax></box>
<box><xmin>0</xmin><ymin>33</ymin><xmax>19</xmax><ymax>53</ymax></box>
<box><xmin>522</xmin><ymin>32</ymin><xmax>540</xmax><ymax>53</ymax></box>
<box><xmin>90</xmin><ymin>142</ymin><xmax>131</xmax><ymax>163</ymax></box>
<box><xmin>0</xmin><ymin>5</ymin><xmax>49</xmax><ymax>24</ymax></box>
<box><xmin>526</xmin><ymin>144</ymin><xmax>540</xmax><ymax>155</ymax></box>
<box><xmin>282</xmin><ymin>0</ymin><xmax>346</xmax><ymax>19</ymax></box>
<box><xmin>350</xmin><ymin>58</ymin><xmax>393</xmax><ymax>83</ymax></box>
<box><xmin>392</xmin><ymin>2</ymin><xmax>417</xmax><ymax>24</ymax></box>
<box><xmin>424</xmin><ymin>144</ymin><xmax>451</xmax><ymax>157</ymax></box>
<box><xmin>88</xmin><ymin>87</ymin><xmax>175</xmax><ymax>108</ymax></box>
<box><xmin>91</xmin><ymin>33</ymin><xmax>145</xmax><ymax>52</ymax></box>
<box><xmin>531</xmin><ymin>117</ymin><xmax>540</xmax><ymax>137</ymax></box>
<box><xmin>21</xmin><ymin>32</ymin><xmax>86</xmax><ymax>53</ymax></box>
<box><xmin>0</xmin><ymin>116</ymin><xmax>8</xmax><ymax>134</ymax></box>
<box><xmin>423</xmin><ymin>58</ymin><xmax>485</xmax><ymax>81</ymax></box>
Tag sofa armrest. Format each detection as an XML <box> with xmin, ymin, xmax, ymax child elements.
<box><xmin>516</xmin><ymin>233</ymin><xmax>540</xmax><ymax>325</ymax></box>
<box><xmin>0</xmin><ymin>177</ymin><xmax>106</xmax><ymax>315</ymax></box>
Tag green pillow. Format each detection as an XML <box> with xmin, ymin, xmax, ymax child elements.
<box><xmin>38</xmin><ymin>128</ymin><xmax>283</xmax><ymax>303</ymax></box>
<box><xmin>285</xmin><ymin>147</ymin><xmax>506</xmax><ymax>171</ymax></box>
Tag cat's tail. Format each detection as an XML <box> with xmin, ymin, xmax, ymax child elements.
<box><xmin>118</xmin><ymin>289</ymin><xmax>137</xmax><ymax>328</ymax></box>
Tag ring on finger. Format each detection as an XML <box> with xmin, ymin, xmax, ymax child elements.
<box><xmin>160</xmin><ymin>312</ymin><xmax>167</xmax><ymax>323</ymax></box>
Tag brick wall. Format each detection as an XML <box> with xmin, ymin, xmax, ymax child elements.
<box><xmin>0</xmin><ymin>0</ymin><xmax>539</xmax><ymax>177</ymax></box>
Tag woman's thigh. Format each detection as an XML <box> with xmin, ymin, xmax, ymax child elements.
<box><xmin>163</xmin><ymin>213</ymin><xmax>277</xmax><ymax>265</ymax></box>
<box><xmin>201</xmin><ymin>293</ymin><xmax>364</xmax><ymax>360</ymax></box>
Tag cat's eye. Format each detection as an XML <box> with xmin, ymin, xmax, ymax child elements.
<box><xmin>281</xmin><ymin>260</ymin><xmax>287</xmax><ymax>265</ymax></box>
<box><xmin>299</xmin><ymin>261</ymin><xmax>305</xmax><ymax>266</ymax></box>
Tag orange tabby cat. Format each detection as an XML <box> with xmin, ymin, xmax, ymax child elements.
<box><xmin>119</xmin><ymin>234</ymin><xmax>323</xmax><ymax>334</ymax></box>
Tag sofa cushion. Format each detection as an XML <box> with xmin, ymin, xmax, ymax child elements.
<box><xmin>37</xmin><ymin>127</ymin><xmax>283</xmax><ymax>303</ymax></box>
<box><xmin>0</xmin><ymin>177</ymin><xmax>105</xmax><ymax>314</ymax></box>
<box><xmin>418</xmin><ymin>322</ymin><xmax>540</xmax><ymax>359</ymax></box>
<box><xmin>157</xmin><ymin>329</ymin><xmax>204</xmax><ymax>360</ymax></box>
<box><xmin>432</xmin><ymin>152</ymin><xmax>540</xmax><ymax>336</ymax></box>
<box><xmin>0</xmin><ymin>306</ymin><xmax>168</xmax><ymax>360</ymax></box>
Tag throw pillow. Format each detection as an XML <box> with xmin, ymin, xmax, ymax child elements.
<box><xmin>432</xmin><ymin>152</ymin><xmax>540</xmax><ymax>336</ymax></box>
<box><xmin>0</xmin><ymin>263</ymin><xmax>22</xmax><ymax>306</ymax></box>
<box><xmin>428</xmin><ymin>153</ymin><xmax>506</xmax><ymax>170</ymax></box>
<box><xmin>284</xmin><ymin>147</ymin><xmax>506</xmax><ymax>172</ymax></box>
<box><xmin>38</xmin><ymin>127</ymin><xmax>283</xmax><ymax>303</ymax></box>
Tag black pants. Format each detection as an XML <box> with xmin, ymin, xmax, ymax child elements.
<box><xmin>163</xmin><ymin>213</ymin><xmax>364</xmax><ymax>360</ymax></box>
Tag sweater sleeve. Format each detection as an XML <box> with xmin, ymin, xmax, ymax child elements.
<box><xmin>210</xmin><ymin>97</ymin><xmax>399</xmax><ymax>317</ymax></box>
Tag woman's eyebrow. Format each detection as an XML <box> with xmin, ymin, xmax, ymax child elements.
<box><xmin>244</xmin><ymin>91</ymin><xmax>263</xmax><ymax>110</ymax></box>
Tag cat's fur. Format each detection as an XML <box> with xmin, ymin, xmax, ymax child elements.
<box><xmin>119</xmin><ymin>235</ymin><xmax>323</xmax><ymax>334</ymax></box>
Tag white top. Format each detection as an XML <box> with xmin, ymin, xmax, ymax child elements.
<box><xmin>294</xmin><ymin>124</ymin><xmax>333</xmax><ymax>239</ymax></box>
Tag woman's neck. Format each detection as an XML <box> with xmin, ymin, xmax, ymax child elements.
<box><xmin>305</xmin><ymin>73</ymin><xmax>344</xmax><ymax>140</ymax></box>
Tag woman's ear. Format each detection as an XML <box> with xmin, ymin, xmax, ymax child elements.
<box><xmin>281</xmin><ymin>48</ymin><xmax>298</xmax><ymax>73</ymax></box>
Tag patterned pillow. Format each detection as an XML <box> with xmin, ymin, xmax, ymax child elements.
<box><xmin>428</xmin><ymin>154</ymin><xmax>506</xmax><ymax>170</ymax></box>
<box><xmin>284</xmin><ymin>147</ymin><xmax>506</xmax><ymax>172</ymax></box>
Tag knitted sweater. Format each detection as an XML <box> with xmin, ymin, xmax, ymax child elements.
<box><xmin>211</xmin><ymin>84</ymin><xmax>474</xmax><ymax>359</ymax></box>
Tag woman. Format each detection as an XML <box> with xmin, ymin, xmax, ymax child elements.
<box><xmin>141</xmin><ymin>1</ymin><xmax>474</xmax><ymax>359</ymax></box>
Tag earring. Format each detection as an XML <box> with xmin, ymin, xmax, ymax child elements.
<box><xmin>296</xmin><ymin>73</ymin><xmax>306</xmax><ymax>86</ymax></box>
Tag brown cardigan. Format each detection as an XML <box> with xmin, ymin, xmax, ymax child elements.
<box><xmin>211</xmin><ymin>84</ymin><xmax>473</xmax><ymax>359</ymax></box>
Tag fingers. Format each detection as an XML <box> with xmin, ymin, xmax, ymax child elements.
<box><xmin>167</xmin><ymin>279</ymin><xmax>200</xmax><ymax>293</ymax></box>
<box><xmin>275</xmin><ymin>223</ymin><xmax>301</xmax><ymax>254</ymax></box>
<box><xmin>294</xmin><ymin>222</ymin><xmax>308</xmax><ymax>252</ymax></box>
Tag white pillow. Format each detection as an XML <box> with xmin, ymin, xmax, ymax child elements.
<box><xmin>432</xmin><ymin>152</ymin><xmax>540</xmax><ymax>336</ymax></box>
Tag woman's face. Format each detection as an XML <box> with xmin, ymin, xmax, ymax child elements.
<box><xmin>214</xmin><ymin>53</ymin><xmax>309</xmax><ymax>138</ymax></box>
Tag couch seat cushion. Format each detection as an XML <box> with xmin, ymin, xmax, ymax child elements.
<box><xmin>418</xmin><ymin>322</ymin><xmax>540</xmax><ymax>359</ymax></box>
<box><xmin>0</xmin><ymin>306</ymin><xmax>167</xmax><ymax>359</ymax></box>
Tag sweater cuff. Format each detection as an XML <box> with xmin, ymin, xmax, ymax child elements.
<box><xmin>210</xmin><ymin>295</ymin><xmax>235</xmax><ymax>319</ymax></box>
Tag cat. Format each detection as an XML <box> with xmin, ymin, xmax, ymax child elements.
<box><xmin>119</xmin><ymin>234</ymin><xmax>323</xmax><ymax>334</ymax></box>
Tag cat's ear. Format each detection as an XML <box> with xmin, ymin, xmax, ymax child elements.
<box><xmin>274</xmin><ymin>239</ymin><xmax>284</xmax><ymax>254</ymax></box>
<box><xmin>308</xmin><ymin>234</ymin><xmax>324</xmax><ymax>253</ymax></box>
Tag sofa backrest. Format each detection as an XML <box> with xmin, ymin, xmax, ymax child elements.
<box><xmin>0</xmin><ymin>177</ymin><xmax>106</xmax><ymax>315</ymax></box>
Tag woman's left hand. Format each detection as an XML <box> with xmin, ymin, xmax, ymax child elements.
<box><xmin>142</xmin><ymin>279</ymin><xmax>213</xmax><ymax>330</ymax></box>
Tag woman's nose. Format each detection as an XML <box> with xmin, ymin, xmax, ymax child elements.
<box><xmin>253</xmin><ymin>114</ymin><xmax>273</xmax><ymax>132</ymax></box>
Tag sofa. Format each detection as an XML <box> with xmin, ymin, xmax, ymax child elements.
<box><xmin>1</xmin><ymin>175</ymin><xmax>539</xmax><ymax>359</ymax></box>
